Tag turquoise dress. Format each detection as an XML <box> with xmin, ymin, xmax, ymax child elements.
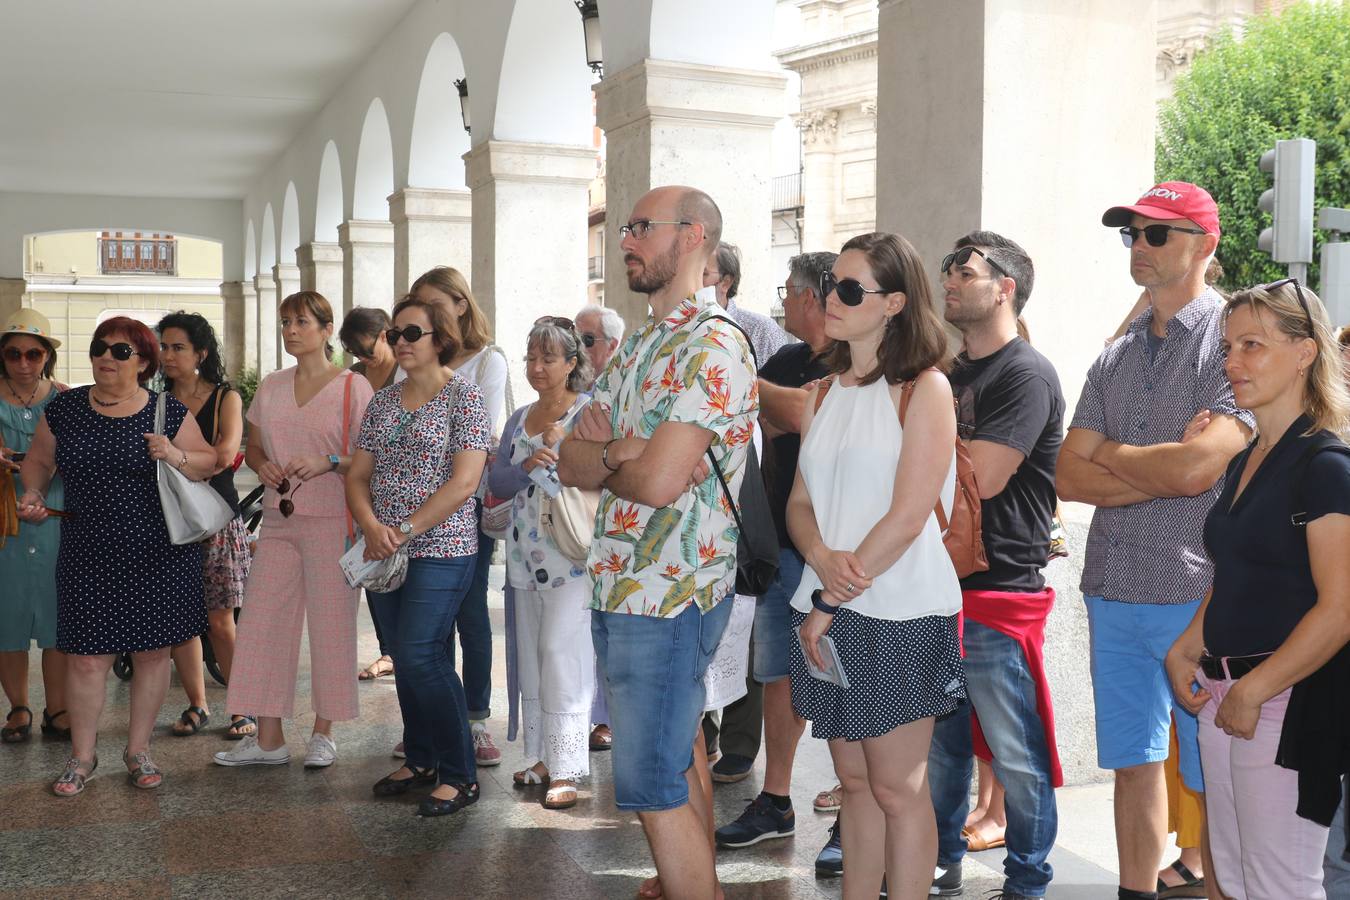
<box><xmin>0</xmin><ymin>386</ymin><xmax>62</xmax><ymax>650</ymax></box>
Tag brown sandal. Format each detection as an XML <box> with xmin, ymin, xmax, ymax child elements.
<box><xmin>358</xmin><ymin>655</ymin><xmax>395</xmax><ymax>680</ymax></box>
<box><xmin>813</xmin><ymin>784</ymin><xmax>842</xmax><ymax>813</ymax></box>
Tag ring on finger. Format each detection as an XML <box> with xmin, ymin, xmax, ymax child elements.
<box><xmin>845</xmin><ymin>582</ymin><xmax>856</xmax><ymax>593</ymax></box>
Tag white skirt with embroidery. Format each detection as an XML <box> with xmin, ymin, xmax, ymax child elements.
<box><xmin>702</xmin><ymin>593</ymin><xmax>757</xmax><ymax>712</ymax></box>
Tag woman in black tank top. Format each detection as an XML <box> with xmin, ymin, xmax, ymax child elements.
<box><xmin>157</xmin><ymin>312</ymin><xmax>254</xmax><ymax>740</ymax></box>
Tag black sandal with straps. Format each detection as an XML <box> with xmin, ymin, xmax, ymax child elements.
<box><xmin>171</xmin><ymin>706</ymin><xmax>210</xmax><ymax>737</ymax></box>
<box><xmin>2</xmin><ymin>706</ymin><xmax>32</xmax><ymax>743</ymax></box>
<box><xmin>41</xmin><ymin>708</ymin><xmax>71</xmax><ymax>740</ymax></box>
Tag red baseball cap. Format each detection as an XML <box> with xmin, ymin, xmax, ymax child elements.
<box><xmin>1101</xmin><ymin>181</ymin><xmax>1220</xmax><ymax>237</ymax></box>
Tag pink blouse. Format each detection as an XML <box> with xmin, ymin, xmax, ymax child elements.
<box><xmin>246</xmin><ymin>367</ymin><xmax>373</xmax><ymax>518</ymax></box>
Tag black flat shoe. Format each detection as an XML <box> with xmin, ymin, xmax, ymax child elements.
<box><xmin>373</xmin><ymin>766</ymin><xmax>436</xmax><ymax>797</ymax></box>
<box><xmin>417</xmin><ymin>782</ymin><xmax>479</xmax><ymax>817</ymax></box>
<box><xmin>41</xmin><ymin>708</ymin><xmax>71</xmax><ymax>741</ymax></box>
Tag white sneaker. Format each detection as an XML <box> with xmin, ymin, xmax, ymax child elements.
<box><xmin>303</xmin><ymin>733</ymin><xmax>338</xmax><ymax>768</ymax></box>
<box><xmin>214</xmin><ymin>734</ymin><xmax>290</xmax><ymax>767</ymax></box>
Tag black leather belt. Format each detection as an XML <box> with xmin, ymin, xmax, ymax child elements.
<box><xmin>1199</xmin><ymin>652</ymin><xmax>1270</xmax><ymax>680</ymax></box>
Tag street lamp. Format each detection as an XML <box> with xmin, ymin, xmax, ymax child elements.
<box><xmin>454</xmin><ymin>78</ymin><xmax>470</xmax><ymax>134</ymax></box>
<box><xmin>574</xmin><ymin>1</ymin><xmax>602</xmax><ymax>76</ymax></box>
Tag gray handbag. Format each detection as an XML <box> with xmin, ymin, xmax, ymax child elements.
<box><xmin>154</xmin><ymin>391</ymin><xmax>234</xmax><ymax>545</ymax></box>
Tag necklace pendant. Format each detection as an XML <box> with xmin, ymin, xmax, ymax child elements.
<box><xmin>22</xmin><ymin>409</ymin><xmax>32</xmax><ymax>420</ymax></box>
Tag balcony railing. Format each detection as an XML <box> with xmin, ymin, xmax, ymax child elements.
<box><xmin>772</xmin><ymin>172</ymin><xmax>803</xmax><ymax>212</ymax></box>
<box><xmin>587</xmin><ymin>255</ymin><xmax>604</xmax><ymax>281</ymax></box>
<box><xmin>99</xmin><ymin>232</ymin><xmax>176</xmax><ymax>276</ymax></box>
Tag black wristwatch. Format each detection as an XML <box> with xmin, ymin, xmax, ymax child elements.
<box><xmin>811</xmin><ymin>589</ymin><xmax>839</xmax><ymax>615</ymax></box>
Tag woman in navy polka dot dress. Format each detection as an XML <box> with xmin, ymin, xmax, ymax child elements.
<box><xmin>17</xmin><ymin>317</ymin><xmax>217</xmax><ymax>797</ymax></box>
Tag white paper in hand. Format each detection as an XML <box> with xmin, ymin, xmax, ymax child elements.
<box><xmin>339</xmin><ymin>537</ymin><xmax>380</xmax><ymax>589</ymax></box>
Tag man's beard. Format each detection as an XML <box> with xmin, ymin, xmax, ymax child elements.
<box><xmin>626</xmin><ymin>242</ymin><xmax>681</xmax><ymax>295</ymax></box>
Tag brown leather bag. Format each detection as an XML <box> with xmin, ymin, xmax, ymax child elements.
<box><xmin>813</xmin><ymin>372</ymin><xmax>988</xmax><ymax>578</ymax></box>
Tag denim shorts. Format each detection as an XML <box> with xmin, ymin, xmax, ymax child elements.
<box><xmin>592</xmin><ymin>596</ymin><xmax>733</xmax><ymax>812</ymax></box>
<box><xmin>751</xmin><ymin>548</ymin><xmax>806</xmax><ymax>684</ymax></box>
<box><xmin>1084</xmin><ymin>595</ymin><xmax>1204</xmax><ymax>791</ymax></box>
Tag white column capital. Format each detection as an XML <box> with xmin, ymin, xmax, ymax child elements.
<box><xmin>388</xmin><ymin>187</ymin><xmax>472</xmax><ymax>226</ymax></box>
<box><xmin>595</xmin><ymin>58</ymin><xmax>788</xmax><ymax>133</ymax></box>
<box><xmin>296</xmin><ymin>241</ymin><xmax>343</xmax><ymax>268</ymax></box>
<box><xmin>338</xmin><ymin>219</ymin><xmax>395</xmax><ymax>249</ymax></box>
<box><xmin>464</xmin><ymin>141</ymin><xmax>597</xmax><ymax>192</ymax></box>
<box><xmin>271</xmin><ymin>262</ymin><xmax>300</xmax><ymax>282</ymax></box>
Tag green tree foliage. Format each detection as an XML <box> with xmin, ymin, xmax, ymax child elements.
<box><xmin>1156</xmin><ymin>1</ymin><xmax>1350</xmax><ymax>292</ymax></box>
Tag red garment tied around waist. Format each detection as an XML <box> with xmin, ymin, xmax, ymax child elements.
<box><xmin>962</xmin><ymin>587</ymin><xmax>1064</xmax><ymax>788</ymax></box>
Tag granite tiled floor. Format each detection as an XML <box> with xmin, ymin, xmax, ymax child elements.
<box><xmin>0</xmin><ymin>568</ymin><xmax>1124</xmax><ymax>898</ymax></box>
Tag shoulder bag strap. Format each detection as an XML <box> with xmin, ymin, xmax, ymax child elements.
<box><xmin>154</xmin><ymin>390</ymin><xmax>167</xmax><ymax>437</ymax></box>
<box><xmin>706</xmin><ymin>448</ymin><xmax>747</xmax><ymax>537</ymax></box>
<box><xmin>210</xmin><ymin>384</ymin><xmax>225</xmax><ymax>445</ymax></box>
<box><xmin>340</xmin><ymin>372</ymin><xmax>355</xmax><ymax>545</ymax></box>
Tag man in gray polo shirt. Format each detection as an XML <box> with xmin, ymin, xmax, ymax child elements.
<box><xmin>1057</xmin><ymin>182</ymin><xmax>1253</xmax><ymax>900</ymax></box>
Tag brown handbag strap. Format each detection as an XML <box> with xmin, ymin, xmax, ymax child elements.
<box><xmin>897</xmin><ymin>371</ymin><xmax>951</xmax><ymax>531</ymax></box>
<box><xmin>210</xmin><ymin>384</ymin><xmax>225</xmax><ymax>445</ymax></box>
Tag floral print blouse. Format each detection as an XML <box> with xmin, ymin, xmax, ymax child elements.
<box><xmin>503</xmin><ymin>397</ymin><xmax>590</xmax><ymax>591</ymax></box>
<box><xmin>587</xmin><ymin>288</ymin><xmax>758</xmax><ymax>618</ymax></box>
<box><xmin>356</xmin><ymin>376</ymin><xmax>492</xmax><ymax>559</ymax></box>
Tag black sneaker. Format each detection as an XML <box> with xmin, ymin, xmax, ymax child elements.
<box><xmin>710</xmin><ymin>752</ymin><xmax>755</xmax><ymax>783</ymax></box>
<box><xmin>814</xmin><ymin>816</ymin><xmax>842</xmax><ymax>876</ymax></box>
<box><xmin>931</xmin><ymin>860</ymin><xmax>962</xmax><ymax>896</ymax></box>
<box><xmin>715</xmin><ymin>793</ymin><xmax>795</xmax><ymax>848</ymax></box>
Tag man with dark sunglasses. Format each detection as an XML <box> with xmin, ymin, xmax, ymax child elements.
<box><xmin>573</xmin><ymin>304</ymin><xmax>624</xmax><ymax>390</ymax></box>
<box><xmin>926</xmin><ymin>231</ymin><xmax>1065</xmax><ymax>899</ymax></box>
<box><xmin>1058</xmin><ymin>182</ymin><xmax>1254</xmax><ymax>900</ymax></box>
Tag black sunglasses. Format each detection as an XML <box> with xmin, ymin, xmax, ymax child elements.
<box><xmin>535</xmin><ymin>316</ymin><xmax>595</xmax><ymax>348</ymax></box>
<box><xmin>577</xmin><ymin>332</ymin><xmax>597</xmax><ymax>348</ymax></box>
<box><xmin>342</xmin><ymin>340</ymin><xmax>376</xmax><ymax>360</ymax></box>
<box><xmin>275</xmin><ymin>477</ymin><xmax>304</xmax><ymax>518</ymax></box>
<box><xmin>385</xmin><ymin>325</ymin><xmax>431</xmax><ymax>346</ymax></box>
<box><xmin>1119</xmin><ymin>224</ymin><xmax>1207</xmax><ymax>248</ymax></box>
<box><xmin>1261</xmin><ymin>277</ymin><xmax>1314</xmax><ymax>335</ymax></box>
<box><xmin>89</xmin><ymin>340</ymin><xmax>139</xmax><ymax>361</ymax></box>
<box><xmin>3</xmin><ymin>347</ymin><xmax>47</xmax><ymax>363</ymax></box>
<box><xmin>941</xmin><ymin>245</ymin><xmax>1010</xmax><ymax>279</ymax></box>
<box><xmin>820</xmin><ymin>271</ymin><xmax>894</xmax><ymax>307</ymax></box>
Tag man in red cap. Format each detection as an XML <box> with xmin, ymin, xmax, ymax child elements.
<box><xmin>1057</xmin><ymin>182</ymin><xmax>1253</xmax><ymax>900</ymax></box>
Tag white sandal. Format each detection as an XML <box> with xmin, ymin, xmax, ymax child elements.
<box><xmin>543</xmin><ymin>780</ymin><xmax>577</xmax><ymax>809</ymax></box>
<box><xmin>512</xmin><ymin>764</ymin><xmax>548</xmax><ymax>786</ymax></box>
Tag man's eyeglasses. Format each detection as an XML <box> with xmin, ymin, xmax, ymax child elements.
<box><xmin>776</xmin><ymin>285</ymin><xmax>790</xmax><ymax>301</ymax></box>
<box><xmin>618</xmin><ymin>219</ymin><xmax>692</xmax><ymax>240</ymax></box>
<box><xmin>385</xmin><ymin>325</ymin><xmax>431</xmax><ymax>346</ymax></box>
<box><xmin>3</xmin><ymin>347</ymin><xmax>46</xmax><ymax>364</ymax></box>
<box><xmin>1119</xmin><ymin>224</ymin><xmax>1207</xmax><ymax>248</ymax></box>
<box><xmin>89</xmin><ymin>340</ymin><xmax>139</xmax><ymax>361</ymax></box>
<box><xmin>820</xmin><ymin>271</ymin><xmax>895</xmax><ymax>307</ymax></box>
<box><xmin>1261</xmin><ymin>277</ymin><xmax>1314</xmax><ymax>335</ymax></box>
<box><xmin>275</xmin><ymin>477</ymin><xmax>304</xmax><ymax>518</ymax></box>
<box><xmin>941</xmin><ymin>245</ymin><xmax>1010</xmax><ymax>279</ymax></box>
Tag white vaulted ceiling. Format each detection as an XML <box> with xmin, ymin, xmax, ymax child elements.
<box><xmin>0</xmin><ymin>0</ymin><xmax>421</xmax><ymax>199</ymax></box>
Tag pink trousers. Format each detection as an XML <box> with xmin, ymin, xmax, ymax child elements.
<box><xmin>226</xmin><ymin>511</ymin><xmax>359</xmax><ymax>722</ymax></box>
<box><xmin>1198</xmin><ymin>672</ymin><xmax>1330</xmax><ymax>900</ymax></box>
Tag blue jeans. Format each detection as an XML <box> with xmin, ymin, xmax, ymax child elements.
<box><xmin>751</xmin><ymin>547</ymin><xmax>806</xmax><ymax>683</ymax></box>
<box><xmin>1328</xmin><ymin>778</ymin><xmax>1350</xmax><ymax>899</ymax></box>
<box><xmin>592</xmin><ymin>597</ymin><xmax>733</xmax><ymax>812</ymax></box>
<box><xmin>447</xmin><ymin>526</ymin><xmax>495</xmax><ymax>720</ymax></box>
<box><xmin>929</xmin><ymin>620</ymin><xmax>1057</xmax><ymax>898</ymax></box>
<box><xmin>370</xmin><ymin>556</ymin><xmax>477</xmax><ymax>786</ymax></box>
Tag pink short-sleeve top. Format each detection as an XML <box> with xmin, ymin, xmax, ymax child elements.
<box><xmin>246</xmin><ymin>366</ymin><xmax>373</xmax><ymax>518</ymax></box>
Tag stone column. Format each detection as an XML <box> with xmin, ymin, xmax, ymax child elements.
<box><xmin>465</xmin><ymin>141</ymin><xmax>595</xmax><ymax>404</ymax></box>
<box><xmin>874</xmin><ymin>0</ymin><xmax>1157</xmax><ymax>787</ymax></box>
<box><xmin>296</xmin><ymin>241</ymin><xmax>345</xmax><ymax>342</ymax></box>
<box><xmin>795</xmin><ymin>109</ymin><xmax>841</xmax><ymax>254</ymax></box>
<box><xmin>253</xmin><ymin>273</ymin><xmax>277</xmax><ymax>376</ymax></box>
<box><xmin>596</xmin><ymin>59</ymin><xmax>788</xmax><ymax>326</ymax></box>
<box><xmin>220</xmin><ymin>281</ymin><xmax>247</xmax><ymax>378</ymax></box>
<box><xmin>272</xmin><ymin>262</ymin><xmax>301</xmax><ymax>369</ymax></box>
<box><xmin>338</xmin><ymin>220</ymin><xmax>395</xmax><ymax>314</ymax></box>
<box><xmin>237</xmin><ymin>280</ymin><xmax>258</xmax><ymax>375</ymax></box>
<box><xmin>389</xmin><ymin>187</ymin><xmax>473</xmax><ymax>296</ymax></box>
<box><xmin>875</xmin><ymin>0</ymin><xmax>1156</xmax><ymax>412</ymax></box>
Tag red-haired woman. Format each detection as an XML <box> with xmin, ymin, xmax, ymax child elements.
<box><xmin>18</xmin><ymin>316</ymin><xmax>218</xmax><ymax>795</ymax></box>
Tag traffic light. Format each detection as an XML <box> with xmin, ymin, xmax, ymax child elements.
<box><xmin>1257</xmin><ymin>138</ymin><xmax>1315</xmax><ymax>266</ymax></box>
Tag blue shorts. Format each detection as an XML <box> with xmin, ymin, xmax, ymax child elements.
<box><xmin>1084</xmin><ymin>595</ymin><xmax>1204</xmax><ymax>792</ymax></box>
<box><xmin>751</xmin><ymin>548</ymin><xmax>806</xmax><ymax>684</ymax></box>
<box><xmin>592</xmin><ymin>597</ymin><xmax>733</xmax><ymax>812</ymax></box>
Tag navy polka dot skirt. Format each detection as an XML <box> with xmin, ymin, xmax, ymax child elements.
<box><xmin>789</xmin><ymin>607</ymin><xmax>965</xmax><ymax>742</ymax></box>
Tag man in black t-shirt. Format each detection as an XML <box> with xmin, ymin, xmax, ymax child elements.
<box><xmin>710</xmin><ymin>250</ymin><xmax>837</xmax><ymax>851</ymax></box>
<box><xmin>927</xmin><ymin>231</ymin><xmax>1065</xmax><ymax>900</ymax></box>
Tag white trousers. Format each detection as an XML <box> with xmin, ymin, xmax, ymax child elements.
<box><xmin>516</xmin><ymin>579</ymin><xmax>594</xmax><ymax>781</ymax></box>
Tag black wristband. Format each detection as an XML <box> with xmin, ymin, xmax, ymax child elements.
<box><xmin>601</xmin><ymin>439</ymin><xmax>620</xmax><ymax>473</ymax></box>
<box><xmin>811</xmin><ymin>589</ymin><xmax>838</xmax><ymax>615</ymax></box>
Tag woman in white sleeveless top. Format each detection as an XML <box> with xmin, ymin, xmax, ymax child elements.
<box><xmin>787</xmin><ymin>232</ymin><xmax>965</xmax><ymax>900</ymax></box>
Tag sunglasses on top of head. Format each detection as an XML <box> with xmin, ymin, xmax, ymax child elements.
<box><xmin>3</xmin><ymin>346</ymin><xmax>47</xmax><ymax>364</ymax></box>
<box><xmin>385</xmin><ymin>325</ymin><xmax>431</xmax><ymax>346</ymax></box>
<box><xmin>534</xmin><ymin>316</ymin><xmax>595</xmax><ymax>348</ymax></box>
<box><xmin>940</xmin><ymin>245</ymin><xmax>1011</xmax><ymax>279</ymax></box>
<box><xmin>1119</xmin><ymin>223</ymin><xmax>1206</xmax><ymax>248</ymax></box>
<box><xmin>89</xmin><ymin>340</ymin><xmax>139</xmax><ymax>361</ymax></box>
<box><xmin>1260</xmin><ymin>277</ymin><xmax>1315</xmax><ymax>335</ymax></box>
<box><xmin>819</xmin><ymin>271</ymin><xmax>896</xmax><ymax>307</ymax></box>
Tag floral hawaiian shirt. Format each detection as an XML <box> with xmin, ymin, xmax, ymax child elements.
<box><xmin>587</xmin><ymin>287</ymin><xmax>759</xmax><ymax>618</ymax></box>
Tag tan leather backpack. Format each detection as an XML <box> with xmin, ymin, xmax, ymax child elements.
<box><xmin>813</xmin><ymin>371</ymin><xmax>988</xmax><ymax>578</ymax></box>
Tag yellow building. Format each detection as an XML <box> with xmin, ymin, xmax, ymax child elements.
<box><xmin>7</xmin><ymin>231</ymin><xmax>224</xmax><ymax>385</ymax></box>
